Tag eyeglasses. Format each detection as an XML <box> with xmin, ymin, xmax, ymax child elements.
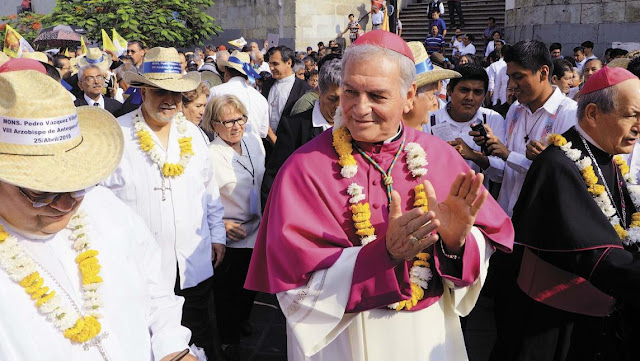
<box><xmin>18</xmin><ymin>186</ymin><xmax>93</xmax><ymax>208</ymax></box>
<box><xmin>83</xmin><ymin>75</ymin><xmax>104</xmax><ymax>83</ymax></box>
<box><xmin>213</xmin><ymin>115</ymin><xmax>247</xmax><ymax>128</ymax></box>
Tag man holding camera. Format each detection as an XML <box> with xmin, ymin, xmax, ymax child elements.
<box><xmin>423</xmin><ymin>63</ymin><xmax>506</xmax><ymax>191</ymax></box>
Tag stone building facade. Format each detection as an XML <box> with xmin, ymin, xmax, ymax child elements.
<box><xmin>206</xmin><ymin>0</ymin><xmax>372</xmax><ymax>50</ymax></box>
<box><xmin>505</xmin><ymin>0</ymin><xmax>640</xmax><ymax>58</ymax></box>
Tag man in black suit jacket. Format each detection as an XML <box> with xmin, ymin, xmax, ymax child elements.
<box><xmin>261</xmin><ymin>46</ymin><xmax>312</xmax><ymax>148</ymax></box>
<box><xmin>74</xmin><ymin>64</ymin><xmax>123</xmax><ymax>116</ymax></box>
<box><xmin>260</xmin><ymin>57</ymin><xmax>342</xmax><ymax>208</ymax></box>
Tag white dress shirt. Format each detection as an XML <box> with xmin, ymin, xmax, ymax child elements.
<box><xmin>257</xmin><ymin>61</ymin><xmax>271</xmax><ymax>74</ymax></box>
<box><xmin>458</xmin><ymin>43</ymin><xmax>476</xmax><ymax>56</ymax></box>
<box><xmin>84</xmin><ymin>93</ymin><xmax>105</xmax><ymax>108</ymax></box>
<box><xmin>268</xmin><ymin>73</ymin><xmax>296</xmax><ymax>132</ymax></box>
<box><xmin>209</xmin><ymin>133</ymin><xmax>266</xmax><ymax>249</ymax></box>
<box><xmin>497</xmin><ymin>87</ymin><xmax>577</xmax><ymax>216</ymax></box>
<box><xmin>102</xmin><ymin>109</ymin><xmax>226</xmax><ymax>290</ymax></box>
<box><xmin>488</xmin><ymin>58</ymin><xmax>507</xmax><ymax>105</ymax></box>
<box><xmin>311</xmin><ymin>101</ymin><xmax>332</xmax><ymax>131</ymax></box>
<box><xmin>0</xmin><ymin>187</ymin><xmax>191</xmax><ymax>360</ymax></box>
<box><xmin>424</xmin><ymin>106</ymin><xmax>506</xmax><ymax>183</ymax></box>
<box><xmin>210</xmin><ymin>76</ymin><xmax>270</xmax><ymax>138</ymax></box>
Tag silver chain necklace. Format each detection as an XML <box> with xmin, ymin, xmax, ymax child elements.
<box><xmin>580</xmin><ymin>135</ymin><xmax>627</xmax><ymax>227</ymax></box>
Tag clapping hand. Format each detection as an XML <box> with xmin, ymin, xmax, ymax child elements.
<box><xmin>386</xmin><ymin>191</ymin><xmax>440</xmax><ymax>263</ymax></box>
<box><xmin>424</xmin><ymin>171</ymin><xmax>488</xmax><ymax>254</ymax></box>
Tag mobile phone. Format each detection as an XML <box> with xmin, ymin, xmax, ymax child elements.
<box><xmin>470</xmin><ymin>121</ymin><xmax>489</xmax><ymax>155</ymax></box>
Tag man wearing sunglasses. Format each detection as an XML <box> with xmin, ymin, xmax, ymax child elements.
<box><xmin>102</xmin><ymin>47</ymin><xmax>225</xmax><ymax>360</ymax></box>
<box><xmin>0</xmin><ymin>70</ymin><xmax>197</xmax><ymax>360</ymax></box>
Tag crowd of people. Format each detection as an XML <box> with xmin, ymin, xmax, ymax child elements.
<box><xmin>1</xmin><ymin>3</ymin><xmax>640</xmax><ymax>360</ymax></box>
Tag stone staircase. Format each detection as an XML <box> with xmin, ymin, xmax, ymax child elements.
<box><xmin>400</xmin><ymin>0</ymin><xmax>505</xmax><ymax>58</ymax></box>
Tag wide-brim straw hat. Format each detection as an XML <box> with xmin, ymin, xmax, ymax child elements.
<box><xmin>0</xmin><ymin>52</ymin><xmax>8</xmax><ymax>66</ymax></box>
<box><xmin>0</xmin><ymin>70</ymin><xmax>123</xmax><ymax>192</ymax></box>
<box><xmin>407</xmin><ymin>42</ymin><xmax>460</xmax><ymax>88</ymax></box>
<box><xmin>76</xmin><ymin>47</ymin><xmax>113</xmax><ymax>72</ymax></box>
<box><xmin>21</xmin><ymin>51</ymin><xmax>49</xmax><ymax>63</ymax></box>
<box><xmin>218</xmin><ymin>50</ymin><xmax>251</xmax><ymax>76</ymax></box>
<box><xmin>124</xmin><ymin>47</ymin><xmax>201</xmax><ymax>92</ymax></box>
<box><xmin>199</xmin><ymin>70</ymin><xmax>223</xmax><ymax>88</ymax></box>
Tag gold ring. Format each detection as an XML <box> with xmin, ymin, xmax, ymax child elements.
<box><xmin>408</xmin><ymin>234</ymin><xmax>420</xmax><ymax>244</ymax></box>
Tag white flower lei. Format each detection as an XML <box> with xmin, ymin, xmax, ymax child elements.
<box><xmin>331</xmin><ymin>109</ymin><xmax>432</xmax><ymax>309</ymax></box>
<box><xmin>0</xmin><ymin>211</ymin><xmax>103</xmax><ymax>332</ymax></box>
<box><xmin>558</xmin><ymin>139</ymin><xmax>640</xmax><ymax>246</ymax></box>
<box><xmin>133</xmin><ymin>109</ymin><xmax>193</xmax><ymax>174</ymax></box>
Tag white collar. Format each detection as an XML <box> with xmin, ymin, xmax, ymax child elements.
<box><xmin>444</xmin><ymin>106</ymin><xmax>485</xmax><ymax>127</ymax></box>
<box><xmin>518</xmin><ymin>86</ymin><xmax>566</xmax><ymax>115</ymax></box>
<box><xmin>311</xmin><ymin>101</ymin><xmax>332</xmax><ymax>130</ymax></box>
<box><xmin>383</xmin><ymin>124</ymin><xmax>403</xmax><ymax>144</ymax></box>
<box><xmin>576</xmin><ymin>123</ymin><xmax>608</xmax><ymax>154</ymax></box>
<box><xmin>84</xmin><ymin>93</ymin><xmax>104</xmax><ymax>107</ymax></box>
<box><xmin>276</xmin><ymin>73</ymin><xmax>295</xmax><ymax>84</ymax></box>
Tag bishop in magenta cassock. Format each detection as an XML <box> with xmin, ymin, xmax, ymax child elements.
<box><xmin>245</xmin><ymin>30</ymin><xmax>514</xmax><ymax>361</ymax></box>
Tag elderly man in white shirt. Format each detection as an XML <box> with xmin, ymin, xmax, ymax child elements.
<box><xmin>101</xmin><ymin>47</ymin><xmax>225</xmax><ymax>361</ymax></box>
<box><xmin>210</xmin><ymin>50</ymin><xmax>270</xmax><ymax>140</ymax></box>
<box><xmin>485</xmin><ymin>40</ymin><xmax>577</xmax><ymax>216</ymax></box>
<box><xmin>0</xmin><ymin>69</ymin><xmax>196</xmax><ymax>361</ymax></box>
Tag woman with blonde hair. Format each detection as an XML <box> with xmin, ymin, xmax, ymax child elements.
<box><xmin>202</xmin><ymin>94</ymin><xmax>265</xmax><ymax>359</ymax></box>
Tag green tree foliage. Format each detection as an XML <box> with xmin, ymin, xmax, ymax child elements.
<box><xmin>0</xmin><ymin>12</ymin><xmax>46</xmax><ymax>44</ymax></box>
<box><xmin>43</xmin><ymin>0</ymin><xmax>222</xmax><ymax>47</ymax></box>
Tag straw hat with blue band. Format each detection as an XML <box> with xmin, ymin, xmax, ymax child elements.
<box><xmin>123</xmin><ymin>47</ymin><xmax>201</xmax><ymax>93</ymax></box>
<box><xmin>76</xmin><ymin>47</ymin><xmax>113</xmax><ymax>72</ymax></box>
<box><xmin>407</xmin><ymin>42</ymin><xmax>461</xmax><ymax>88</ymax></box>
<box><xmin>0</xmin><ymin>70</ymin><xmax>123</xmax><ymax>192</ymax></box>
<box><xmin>218</xmin><ymin>50</ymin><xmax>262</xmax><ymax>83</ymax></box>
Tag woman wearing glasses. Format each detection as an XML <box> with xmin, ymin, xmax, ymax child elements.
<box><xmin>202</xmin><ymin>94</ymin><xmax>265</xmax><ymax>360</ymax></box>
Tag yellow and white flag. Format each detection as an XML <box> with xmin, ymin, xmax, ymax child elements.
<box><xmin>111</xmin><ymin>29</ymin><xmax>127</xmax><ymax>57</ymax></box>
<box><xmin>80</xmin><ymin>36</ymin><xmax>88</xmax><ymax>56</ymax></box>
<box><xmin>3</xmin><ymin>24</ymin><xmax>34</xmax><ymax>58</ymax></box>
<box><xmin>101</xmin><ymin>29</ymin><xmax>117</xmax><ymax>55</ymax></box>
<box><xmin>228</xmin><ymin>37</ymin><xmax>247</xmax><ymax>49</ymax></box>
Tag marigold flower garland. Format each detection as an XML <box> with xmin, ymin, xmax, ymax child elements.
<box><xmin>133</xmin><ymin>110</ymin><xmax>194</xmax><ymax>178</ymax></box>
<box><xmin>332</xmin><ymin>123</ymin><xmax>432</xmax><ymax>311</ymax></box>
<box><xmin>0</xmin><ymin>212</ymin><xmax>104</xmax><ymax>345</ymax></box>
<box><xmin>549</xmin><ymin>134</ymin><xmax>640</xmax><ymax>245</ymax></box>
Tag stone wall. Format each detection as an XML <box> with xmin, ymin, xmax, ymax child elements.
<box><xmin>294</xmin><ymin>0</ymin><xmax>370</xmax><ymax>50</ymax></box>
<box><xmin>206</xmin><ymin>0</ymin><xmax>370</xmax><ymax>51</ymax></box>
<box><xmin>505</xmin><ymin>0</ymin><xmax>640</xmax><ymax>58</ymax></box>
<box><xmin>206</xmin><ymin>0</ymin><xmax>297</xmax><ymax>49</ymax></box>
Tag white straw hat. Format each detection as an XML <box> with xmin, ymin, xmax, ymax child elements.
<box><xmin>76</xmin><ymin>47</ymin><xmax>113</xmax><ymax>72</ymax></box>
<box><xmin>0</xmin><ymin>70</ymin><xmax>123</xmax><ymax>192</ymax></box>
<box><xmin>124</xmin><ymin>47</ymin><xmax>201</xmax><ymax>92</ymax></box>
<box><xmin>407</xmin><ymin>42</ymin><xmax>460</xmax><ymax>88</ymax></box>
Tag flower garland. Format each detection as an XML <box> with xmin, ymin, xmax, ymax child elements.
<box><xmin>0</xmin><ymin>212</ymin><xmax>104</xmax><ymax>345</ymax></box>
<box><xmin>133</xmin><ymin>110</ymin><xmax>195</xmax><ymax>178</ymax></box>
<box><xmin>548</xmin><ymin>134</ymin><xmax>640</xmax><ymax>246</ymax></box>
<box><xmin>332</xmin><ymin>124</ymin><xmax>432</xmax><ymax>311</ymax></box>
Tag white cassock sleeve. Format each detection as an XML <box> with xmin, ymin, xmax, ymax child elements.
<box><xmin>136</xmin><ymin>225</ymin><xmax>193</xmax><ymax>359</ymax></box>
<box><xmin>443</xmin><ymin>227</ymin><xmax>496</xmax><ymax>317</ymax></box>
<box><xmin>276</xmin><ymin>247</ymin><xmax>361</xmax><ymax>357</ymax></box>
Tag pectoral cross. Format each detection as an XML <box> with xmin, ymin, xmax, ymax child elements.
<box><xmin>154</xmin><ymin>178</ymin><xmax>171</xmax><ymax>201</ymax></box>
<box><xmin>83</xmin><ymin>332</ymin><xmax>111</xmax><ymax>360</ymax></box>
<box><xmin>524</xmin><ymin>135</ymin><xmax>530</xmax><ymax>143</ymax></box>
